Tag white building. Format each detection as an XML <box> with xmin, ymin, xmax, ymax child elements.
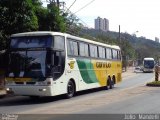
<box><xmin>155</xmin><ymin>37</ymin><xmax>159</xmax><ymax>43</ymax></box>
<box><xmin>95</xmin><ymin>17</ymin><xmax>109</xmax><ymax>32</ymax></box>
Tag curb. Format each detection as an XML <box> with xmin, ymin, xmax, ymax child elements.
<box><xmin>146</xmin><ymin>81</ymin><xmax>160</xmax><ymax>87</ymax></box>
<box><xmin>146</xmin><ymin>84</ymin><xmax>160</xmax><ymax>87</ymax></box>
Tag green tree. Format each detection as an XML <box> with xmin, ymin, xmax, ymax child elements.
<box><xmin>36</xmin><ymin>3</ymin><xmax>66</xmax><ymax>32</ymax></box>
<box><xmin>0</xmin><ymin>0</ymin><xmax>39</xmax><ymax>50</ymax></box>
<box><xmin>47</xmin><ymin>5</ymin><xmax>66</xmax><ymax>32</ymax></box>
<box><xmin>63</xmin><ymin>13</ymin><xmax>81</xmax><ymax>34</ymax></box>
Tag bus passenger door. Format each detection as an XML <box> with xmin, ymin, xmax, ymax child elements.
<box><xmin>51</xmin><ymin>51</ymin><xmax>65</xmax><ymax>80</ymax></box>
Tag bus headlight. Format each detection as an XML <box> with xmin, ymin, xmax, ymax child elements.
<box><xmin>36</xmin><ymin>80</ymin><xmax>52</xmax><ymax>86</ymax></box>
<box><xmin>6</xmin><ymin>88</ymin><xmax>11</xmax><ymax>91</ymax></box>
<box><xmin>39</xmin><ymin>88</ymin><xmax>47</xmax><ymax>92</ymax></box>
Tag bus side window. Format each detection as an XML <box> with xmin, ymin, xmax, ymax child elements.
<box><xmin>54</xmin><ymin>36</ymin><xmax>65</xmax><ymax>50</ymax></box>
<box><xmin>89</xmin><ymin>44</ymin><xmax>98</xmax><ymax>58</ymax></box>
<box><xmin>79</xmin><ymin>42</ymin><xmax>89</xmax><ymax>57</ymax></box>
<box><xmin>79</xmin><ymin>42</ymin><xmax>85</xmax><ymax>56</ymax></box>
<box><xmin>98</xmin><ymin>46</ymin><xmax>105</xmax><ymax>59</ymax></box>
<box><xmin>67</xmin><ymin>39</ymin><xmax>78</xmax><ymax>56</ymax></box>
<box><xmin>84</xmin><ymin>44</ymin><xmax>89</xmax><ymax>57</ymax></box>
<box><xmin>118</xmin><ymin>51</ymin><xmax>121</xmax><ymax>60</ymax></box>
<box><xmin>106</xmin><ymin>48</ymin><xmax>112</xmax><ymax>59</ymax></box>
<box><xmin>112</xmin><ymin>49</ymin><xmax>118</xmax><ymax>60</ymax></box>
<box><xmin>67</xmin><ymin>40</ymin><xmax>72</xmax><ymax>55</ymax></box>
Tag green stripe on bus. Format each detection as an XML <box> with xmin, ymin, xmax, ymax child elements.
<box><xmin>77</xmin><ymin>59</ymin><xmax>98</xmax><ymax>84</ymax></box>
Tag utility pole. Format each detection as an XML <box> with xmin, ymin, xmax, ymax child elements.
<box><xmin>46</xmin><ymin>0</ymin><xmax>59</xmax><ymax>7</ymax></box>
<box><xmin>119</xmin><ymin>25</ymin><xmax>127</xmax><ymax>72</ymax></box>
<box><xmin>47</xmin><ymin>0</ymin><xmax>65</xmax><ymax>11</ymax></box>
<box><xmin>57</xmin><ymin>0</ymin><xmax>59</xmax><ymax>7</ymax></box>
<box><xmin>119</xmin><ymin>25</ymin><xmax>121</xmax><ymax>48</ymax></box>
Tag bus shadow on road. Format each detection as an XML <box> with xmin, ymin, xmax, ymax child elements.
<box><xmin>0</xmin><ymin>95</ymin><xmax>67</xmax><ymax>106</ymax></box>
<box><xmin>0</xmin><ymin>87</ymin><xmax>116</xmax><ymax>106</ymax></box>
<box><xmin>75</xmin><ymin>87</ymin><xmax>115</xmax><ymax>96</ymax></box>
<box><xmin>0</xmin><ymin>88</ymin><xmax>115</xmax><ymax>106</ymax></box>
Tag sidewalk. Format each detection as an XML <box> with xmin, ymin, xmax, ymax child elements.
<box><xmin>122</xmin><ymin>67</ymin><xmax>135</xmax><ymax>78</ymax></box>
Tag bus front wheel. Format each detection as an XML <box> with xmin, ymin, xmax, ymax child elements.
<box><xmin>65</xmin><ymin>80</ymin><xmax>75</xmax><ymax>99</ymax></box>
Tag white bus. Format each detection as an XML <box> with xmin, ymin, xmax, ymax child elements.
<box><xmin>143</xmin><ymin>58</ymin><xmax>155</xmax><ymax>72</ymax></box>
<box><xmin>6</xmin><ymin>32</ymin><xmax>122</xmax><ymax>98</ymax></box>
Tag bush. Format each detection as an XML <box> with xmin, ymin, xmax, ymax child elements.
<box><xmin>146</xmin><ymin>81</ymin><xmax>160</xmax><ymax>87</ymax></box>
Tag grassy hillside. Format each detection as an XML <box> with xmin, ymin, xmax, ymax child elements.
<box><xmin>79</xmin><ymin>28</ymin><xmax>160</xmax><ymax>62</ymax></box>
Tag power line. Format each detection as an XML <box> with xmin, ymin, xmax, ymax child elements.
<box><xmin>43</xmin><ymin>0</ymin><xmax>92</xmax><ymax>28</ymax></box>
<box><xmin>74</xmin><ymin>0</ymin><xmax>95</xmax><ymax>14</ymax></box>
<box><xmin>67</xmin><ymin>0</ymin><xmax>77</xmax><ymax>11</ymax></box>
<box><xmin>64</xmin><ymin>5</ymin><xmax>92</xmax><ymax>29</ymax></box>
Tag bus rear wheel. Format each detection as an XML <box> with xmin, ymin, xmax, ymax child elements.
<box><xmin>106</xmin><ymin>76</ymin><xmax>114</xmax><ymax>89</ymax></box>
<box><xmin>65</xmin><ymin>80</ymin><xmax>75</xmax><ymax>99</ymax></box>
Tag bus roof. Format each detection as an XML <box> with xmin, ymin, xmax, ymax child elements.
<box><xmin>11</xmin><ymin>31</ymin><xmax>120</xmax><ymax>50</ymax></box>
<box><xmin>144</xmin><ymin>58</ymin><xmax>154</xmax><ymax>60</ymax></box>
<box><xmin>66</xmin><ymin>33</ymin><xmax>120</xmax><ymax>50</ymax></box>
<box><xmin>11</xmin><ymin>31</ymin><xmax>65</xmax><ymax>37</ymax></box>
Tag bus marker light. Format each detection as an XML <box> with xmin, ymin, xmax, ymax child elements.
<box><xmin>39</xmin><ymin>89</ymin><xmax>46</xmax><ymax>92</ymax></box>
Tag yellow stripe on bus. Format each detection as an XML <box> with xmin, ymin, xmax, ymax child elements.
<box><xmin>6</xmin><ymin>77</ymin><xmax>32</xmax><ymax>82</ymax></box>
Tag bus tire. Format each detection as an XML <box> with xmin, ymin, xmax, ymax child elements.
<box><xmin>106</xmin><ymin>76</ymin><xmax>111</xmax><ymax>90</ymax></box>
<box><xmin>110</xmin><ymin>80</ymin><xmax>114</xmax><ymax>89</ymax></box>
<box><xmin>109</xmin><ymin>80</ymin><xmax>113</xmax><ymax>89</ymax></box>
<box><xmin>29</xmin><ymin>96</ymin><xmax>40</xmax><ymax>99</ymax></box>
<box><xmin>108</xmin><ymin>77</ymin><xmax>113</xmax><ymax>89</ymax></box>
<box><xmin>106</xmin><ymin>85</ymin><xmax>109</xmax><ymax>90</ymax></box>
<box><xmin>0</xmin><ymin>95</ymin><xmax>6</xmax><ymax>99</ymax></box>
<box><xmin>111</xmin><ymin>75</ymin><xmax>116</xmax><ymax>89</ymax></box>
<box><xmin>112</xmin><ymin>75</ymin><xmax>116</xmax><ymax>84</ymax></box>
<box><xmin>65</xmin><ymin>80</ymin><xmax>75</xmax><ymax>99</ymax></box>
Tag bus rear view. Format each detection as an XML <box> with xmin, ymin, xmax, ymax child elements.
<box><xmin>143</xmin><ymin>58</ymin><xmax>155</xmax><ymax>73</ymax></box>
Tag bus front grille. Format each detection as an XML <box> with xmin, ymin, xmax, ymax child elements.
<box><xmin>15</xmin><ymin>82</ymin><xmax>24</xmax><ymax>84</ymax></box>
<box><xmin>26</xmin><ymin>82</ymin><xmax>36</xmax><ymax>85</ymax></box>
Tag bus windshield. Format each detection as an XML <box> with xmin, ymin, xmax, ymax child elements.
<box><xmin>144</xmin><ymin>60</ymin><xmax>154</xmax><ymax>69</ymax></box>
<box><xmin>7</xmin><ymin>35</ymin><xmax>65</xmax><ymax>80</ymax></box>
<box><xmin>7</xmin><ymin>50</ymin><xmax>47</xmax><ymax>80</ymax></box>
<box><xmin>10</xmin><ymin>36</ymin><xmax>52</xmax><ymax>48</ymax></box>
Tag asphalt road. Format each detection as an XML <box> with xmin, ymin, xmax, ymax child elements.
<box><xmin>82</xmin><ymin>87</ymin><xmax>160</xmax><ymax>114</ymax></box>
<box><xmin>0</xmin><ymin>72</ymin><xmax>155</xmax><ymax>115</ymax></box>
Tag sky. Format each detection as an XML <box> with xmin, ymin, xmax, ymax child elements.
<box><xmin>43</xmin><ymin>0</ymin><xmax>160</xmax><ymax>40</ymax></box>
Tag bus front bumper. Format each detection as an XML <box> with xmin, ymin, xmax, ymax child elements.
<box><xmin>5</xmin><ymin>85</ymin><xmax>53</xmax><ymax>96</ymax></box>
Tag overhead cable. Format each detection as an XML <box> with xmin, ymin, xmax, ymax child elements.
<box><xmin>73</xmin><ymin>0</ymin><xmax>95</xmax><ymax>14</ymax></box>
<box><xmin>67</xmin><ymin>0</ymin><xmax>77</xmax><ymax>11</ymax></box>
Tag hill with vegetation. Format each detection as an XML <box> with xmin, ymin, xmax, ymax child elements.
<box><xmin>79</xmin><ymin>28</ymin><xmax>160</xmax><ymax>63</ymax></box>
<box><xmin>0</xmin><ymin>0</ymin><xmax>159</xmax><ymax>65</ymax></box>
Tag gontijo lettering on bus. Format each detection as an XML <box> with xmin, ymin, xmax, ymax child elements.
<box><xmin>96</xmin><ymin>62</ymin><xmax>111</xmax><ymax>68</ymax></box>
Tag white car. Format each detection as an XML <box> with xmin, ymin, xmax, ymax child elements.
<box><xmin>134</xmin><ymin>66</ymin><xmax>142</xmax><ymax>73</ymax></box>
